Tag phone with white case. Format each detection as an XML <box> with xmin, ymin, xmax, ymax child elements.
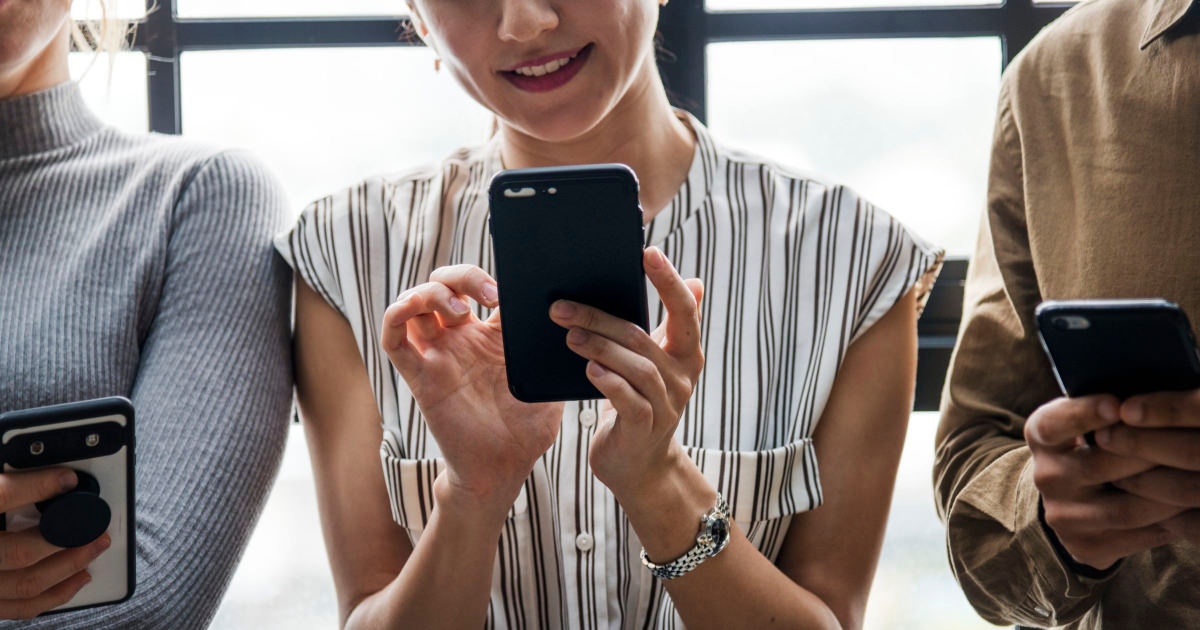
<box><xmin>0</xmin><ymin>396</ymin><xmax>135</xmax><ymax>614</ymax></box>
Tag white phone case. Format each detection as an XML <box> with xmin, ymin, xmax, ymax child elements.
<box><xmin>0</xmin><ymin>397</ymin><xmax>135</xmax><ymax>614</ymax></box>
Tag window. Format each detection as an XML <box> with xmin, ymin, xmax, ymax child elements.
<box><xmin>73</xmin><ymin>1</ymin><xmax>1076</xmax><ymax>628</ymax></box>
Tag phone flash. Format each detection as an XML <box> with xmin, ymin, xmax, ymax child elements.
<box><xmin>30</xmin><ymin>441</ymin><xmax>44</xmax><ymax>456</ymax></box>
<box><xmin>547</xmin><ymin>188</ymin><xmax>557</xmax><ymax>195</ymax></box>
<box><xmin>86</xmin><ymin>433</ymin><xmax>100</xmax><ymax>447</ymax></box>
<box><xmin>504</xmin><ymin>187</ymin><xmax>536</xmax><ymax>198</ymax></box>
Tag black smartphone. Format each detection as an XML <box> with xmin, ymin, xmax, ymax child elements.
<box><xmin>1035</xmin><ymin>299</ymin><xmax>1200</xmax><ymax>399</ymax></box>
<box><xmin>0</xmin><ymin>397</ymin><xmax>136</xmax><ymax>614</ymax></box>
<box><xmin>488</xmin><ymin>164</ymin><xmax>649</xmax><ymax>402</ymax></box>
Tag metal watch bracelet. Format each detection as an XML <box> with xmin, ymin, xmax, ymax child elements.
<box><xmin>640</xmin><ymin>493</ymin><xmax>731</xmax><ymax>580</ymax></box>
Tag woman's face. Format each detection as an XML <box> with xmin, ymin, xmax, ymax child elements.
<box><xmin>0</xmin><ymin>0</ymin><xmax>70</xmax><ymax>79</ymax></box>
<box><xmin>410</xmin><ymin>0</ymin><xmax>662</xmax><ymax>142</ymax></box>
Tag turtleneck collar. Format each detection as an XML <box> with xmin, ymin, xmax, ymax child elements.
<box><xmin>0</xmin><ymin>82</ymin><xmax>104</xmax><ymax>160</ymax></box>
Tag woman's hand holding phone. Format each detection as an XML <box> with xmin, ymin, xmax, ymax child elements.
<box><xmin>549</xmin><ymin>248</ymin><xmax>706</xmax><ymax>508</ymax></box>
<box><xmin>380</xmin><ymin>264</ymin><xmax>564</xmax><ymax>520</ymax></box>
<box><xmin>0</xmin><ymin>468</ymin><xmax>110</xmax><ymax>619</ymax></box>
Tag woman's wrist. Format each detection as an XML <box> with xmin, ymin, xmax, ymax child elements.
<box><xmin>611</xmin><ymin>446</ymin><xmax>717</xmax><ymax>563</ymax></box>
<box><xmin>434</xmin><ymin>469</ymin><xmax>526</xmax><ymax>527</ymax></box>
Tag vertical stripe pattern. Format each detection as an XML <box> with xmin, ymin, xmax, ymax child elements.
<box><xmin>276</xmin><ymin>113</ymin><xmax>943</xmax><ymax>630</ymax></box>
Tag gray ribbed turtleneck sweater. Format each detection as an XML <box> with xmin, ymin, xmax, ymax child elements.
<box><xmin>0</xmin><ymin>83</ymin><xmax>292</xmax><ymax>629</ymax></box>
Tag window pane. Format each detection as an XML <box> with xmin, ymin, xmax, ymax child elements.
<box><xmin>708</xmin><ymin>0</ymin><xmax>997</xmax><ymax>10</ymax></box>
<box><xmin>180</xmin><ymin>48</ymin><xmax>492</xmax><ymax>212</ymax></box>
<box><xmin>177</xmin><ymin>0</ymin><xmax>406</xmax><ymax>18</ymax></box>
<box><xmin>707</xmin><ymin>38</ymin><xmax>1001</xmax><ymax>256</ymax></box>
<box><xmin>866</xmin><ymin>415</ymin><xmax>994</xmax><ymax>630</ymax></box>
<box><xmin>70</xmin><ymin>52</ymin><xmax>148</xmax><ymax>134</ymax></box>
<box><xmin>187</xmin><ymin>50</ymin><xmax>487</xmax><ymax>629</ymax></box>
<box><xmin>210</xmin><ymin>426</ymin><xmax>337</xmax><ymax>630</ymax></box>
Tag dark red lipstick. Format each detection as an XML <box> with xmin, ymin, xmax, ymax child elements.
<box><xmin>501</xmin><ymin>44</ymin><xmax>593</xmax><ymax>93</ymax></box>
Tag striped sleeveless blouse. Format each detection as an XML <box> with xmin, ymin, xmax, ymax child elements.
<box><xmin>275</xmin><ymin>113</ymin><xmax>943</xmax><ymax>630</ymax></box>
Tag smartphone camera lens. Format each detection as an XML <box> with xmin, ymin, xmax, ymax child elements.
<box><xmin>85</xmin><ymin>433</ymin><xmax>100</xmax><ymax>447</ymax></box>
<box><xmin>1053</xmin><ymin>316</ymin><xmax>1091</xmax><ymax>330</ymax></box>
<box><xmin>30</xmin><ymin>441</ymin><xmax>44</xmax><ymax>456</ymax></box>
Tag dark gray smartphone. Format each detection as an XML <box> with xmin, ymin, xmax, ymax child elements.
<box><xmin>1035</xmin><ymin>299</ymin><xmax>1200</xmax><ymax>399</ymax></box>
<box><xmin>488</xmin><ymin>164</ymin><xmax>649</xmax><ymax>402</ymax></box>
<box><xmin>0</xmin><ymin>396</ymin><xmax>136</xmax><ymax>615</ymax></box>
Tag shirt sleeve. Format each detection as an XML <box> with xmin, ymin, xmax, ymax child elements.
<box><xmin>273</xmin><ymin>193</ymin><xmax>347</xmax><ymax>317</ymax></box>
<box><xmin>844</xmin><ymin>192</ymin><xmax>944</xmax><ymax>346</ymax></box>
<box><xmin>933</xmin><ymin>76</ymin><xmax>1118</xmax><ymax>628</ymax></box>
<box><xmin>13</xmin><ymin>150</ymin><xmax>294</xmax><ymax>629</ymax></box>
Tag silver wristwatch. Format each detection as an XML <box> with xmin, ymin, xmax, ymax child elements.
<box><xmin>640</xmin><ymin>493</ymin><xmax>730</xmax><ymax>580</ymax></box>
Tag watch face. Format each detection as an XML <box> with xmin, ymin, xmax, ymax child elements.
<box><xmin>708</xmin><ymin>517</ymin><xmax>729</xmax><ymax>547</ymax></box>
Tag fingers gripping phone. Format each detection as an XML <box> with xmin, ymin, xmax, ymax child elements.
<box><xmin>488</xmin><ymin>164</ymin><xmax>650</xmax><ymax>402</ymax></box>
<box><xmin>0</xmin><ymin>397</ymin><xmax>136</xmax><ymax>614</ymax></box>
<box><xmin>1035</xmin><ymin>299</ymin><xmax>1200</xmax><ymax>400</ymax></box>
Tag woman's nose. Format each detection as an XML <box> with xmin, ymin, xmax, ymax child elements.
<box><xmin>497</xmin><ymin>0</ymin><xmax>560</xmax><ymax>43</ymax></box>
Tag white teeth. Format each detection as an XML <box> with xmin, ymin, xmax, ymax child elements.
<box><xmin>513</xmin><ymin>53</ymin><xmax>577</xmax><ymax>78</ymax></box>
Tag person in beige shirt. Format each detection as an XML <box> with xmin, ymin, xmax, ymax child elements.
<box><xmin>935</xmin><ymin>0</ymin><xmax>1200</xmax><ymax>628</ymax></box>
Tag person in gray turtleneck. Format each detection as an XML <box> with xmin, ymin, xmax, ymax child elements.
<box><xmin>0</xmin><ymin>1</ymin><xmax>291</xmax><ymax>627</ymax></box>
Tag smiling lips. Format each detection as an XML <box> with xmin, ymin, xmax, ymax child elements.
<box><xmin>501</xmin><ymin>44</ymin><xmax>593</xmax><ymax>93</ymax></box>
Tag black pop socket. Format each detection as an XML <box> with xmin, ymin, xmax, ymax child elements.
<box><xmin>36</xmin><ymin>470</ymin><xmax>111</xmax><ymax>548</ymax></box>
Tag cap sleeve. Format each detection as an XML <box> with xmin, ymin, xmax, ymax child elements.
<box><xmin>274</xmin><ymin>195</ymin><xmax>349</xmax><ymax>316</ymax></box>
<box><xmin>842</xmin><ymin>190</ymin><xmax>945</xmax><ymax>345</ymax></box>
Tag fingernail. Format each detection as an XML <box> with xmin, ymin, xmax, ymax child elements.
<box><xmin>60</xmin><ymin>471</ymin><xmax>78</xmax><ymax>491</ymax></box>
<box><xmin>552</xmin><ymin>301</ymin><xmax>577</xmax><ymax>318</ymax></box>
<box><xmin>567</xmin><ymin>329</ymin><xmax>589</xmax><ymax>344</ymax></box>
<box><xmin>95</xmin><ymin>535</ymin><xmax>111</xmax><ymax>553</ymax></box>
<box><xmin>647</xmin><ymin>248</ymin><xmax>666</xmax><ymax>269</ymax></box>
<box><xmin>1098</xmin><ymin>398</ymin><xmax>1120</xmax><ymax>422</ymax></box>
<box><xmin>588</xmin><ymin>361</ymin><xmax>609</xmax><ymax>376</ymax></box>
<box><xmin>1095</xmin><ymin>427</ymin><xmax>1111</xmax><ymax>445</ymax></box>
<box><xmin>1123</xmin><ymin>400</ymin><xmax>1144</xmax><ymax>424</ymax></box>
<box><xmin>449</xmin><ymin>297</ymin><xmax>469</xmax><ymax>315</ymax></box>
<box><xmin>482</xmin><ymin>283</ymin><xmax>499</xmax><ymax>304</ymax></box>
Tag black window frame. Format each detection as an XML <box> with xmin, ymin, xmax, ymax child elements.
<box><xmin>106</xmin><ymin>0</ymin><xmax>1074</xmax><ymax>411</ymax></box>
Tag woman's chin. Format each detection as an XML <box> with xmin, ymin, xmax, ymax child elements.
<box><xmin>503</xmin><ymin>107</ymin><xmax>611</xmax><ymax>146</ymax></box>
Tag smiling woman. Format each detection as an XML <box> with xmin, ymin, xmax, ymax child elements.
<box><xmin>278</xmin><ymin>1</ymin><xmax>941</xmax><ymax>630</ymax></box>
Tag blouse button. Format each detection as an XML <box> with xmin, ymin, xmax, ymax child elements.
<box><xmin>575</xmin><ymin>532</ymin><xmax>594</xmax><ymax>552</ymax></box>
<box><xmin>579</xmin><ymin>409</ymin><xmax>597</xmax><ymax>428</ymax></box>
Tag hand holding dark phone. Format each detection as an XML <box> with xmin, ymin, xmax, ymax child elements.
<box><xmin>488</xmin><ymin>164</ymin><xmax>650</xmax><ymax>402</ymax></box>
<box><xmin>1030</xmin><ymin>301</ymin><xmax>1200</xmax><ymax>569</ymax></box>
<box><xmin>0</xmin><ymin>396</ymin><xmax>135</xmax><ymax>616</ymax></box>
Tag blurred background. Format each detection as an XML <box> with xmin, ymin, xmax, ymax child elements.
<box><xmin>65</xmin><ymin>0</ymin><xmax>1079</xmax><ymax>628</ymax></box>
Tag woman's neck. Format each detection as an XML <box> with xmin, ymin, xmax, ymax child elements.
<box><xmin>0</xmin><ymin>26</ymin><xmax>70</xmax><ymax>102</ymax></box>
<box><xmin>498</xmin><ymin>62</ymin><xmax>696</xmax><ymax>222</ymax></box>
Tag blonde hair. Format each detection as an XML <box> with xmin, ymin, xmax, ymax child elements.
<box><xmin>69</xmin><ymin>0</ymin><xmax>135</xmax><ymax>79</ymax></box>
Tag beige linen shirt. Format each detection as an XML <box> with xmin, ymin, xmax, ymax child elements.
<box><xmin>935</xmin><ymin>0</ymin><xmax>1200</xmax><ymax>628</ymax></box>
